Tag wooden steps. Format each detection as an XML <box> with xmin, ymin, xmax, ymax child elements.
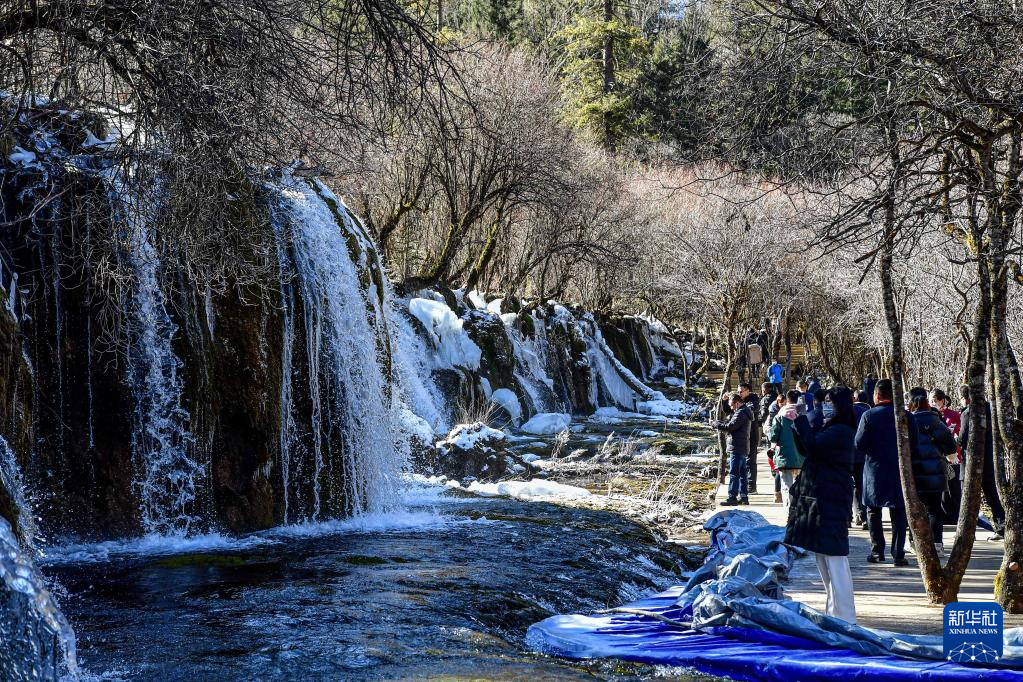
<box><xmin>703</xmin><ymin>344</ymin><xmax>809</xmax><ymax>390</ymax></box>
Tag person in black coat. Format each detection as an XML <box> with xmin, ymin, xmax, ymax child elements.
<box><xmin>808</xmin><ymin>388</ymin><xmax>827</xmax><ymax>431</ymax></box>
<box><xmin>863</xmin><ymin>374</ymin><xmax>878</xmax><ymax>406</ymax></box>
<box><xmin>959</xmin><ymin>385</ymin><xmax>1006</xmax><ymax>538</ymax></box>
<box><xmin>854</xmin><ymin>379</ymin><xmax>920</xmax><ymax>565</ymax></box>
<box><xmin>739</xmin><ymin>383</ymin><xmax>762</xmax><ymax>494</ymax></box>
<box><xmin>908</xmin><ymin>387</ymin><xmax>958</xmax><ymax>555</ymax></box>
<box><xmin>785</xmin><ymin>386</ymin><xmax>858</xmax><ymax>623</ymax></box>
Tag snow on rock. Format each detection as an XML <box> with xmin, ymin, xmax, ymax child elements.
<box><xmin>409</xmin><ymin>297</ymin><xmax>482</xmax><ymax>370</ymax></box>
<box><xmin>489</xmin><ymin>387</ymin><xmax>522</xmax><ymax>423</ymax></box>
<box><xmin>433</xmin><ymin>422</ymin><xmax>538</xmax><ymax>483</ymax></box>
<box><xmin>466</xmin><ymin>479</ymin><xmax>593</xmax><ymax>501</ymax></box>
<box><xmin>663</xmin><ymin>376</ymin><xmax>685</xmax><ymax>387</ymax></box>
<box><xmin>437</xmin><ymin>422</ymin><xmax>506</xmax><ymax>452</ymax></box>
<box><xmin>636</xmin><ymin>396</ymin><xmax>702</xmax><ymax>418</ymax></box>
<box><xmin>520</xmin><ymin>412</ymin><xmax>571</xmax><ymax>434</ymax></box>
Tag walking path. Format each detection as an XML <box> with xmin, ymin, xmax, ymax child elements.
<box><xmin>716</xmin><ymin>450</ymin><xmax>1023</xmax><ymax>634</ymax></box>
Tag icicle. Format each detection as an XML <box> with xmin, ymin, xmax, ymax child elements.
<box><xmin>86</xmin><ymin>315</ymin><xmax>94</xmax><ymax>450</ymax></box>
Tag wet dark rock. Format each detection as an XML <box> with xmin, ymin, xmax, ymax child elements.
<box><xmin>435</xmin><ymin>423</ymin><xmax>534</xmax><ymax>483</ymax></box>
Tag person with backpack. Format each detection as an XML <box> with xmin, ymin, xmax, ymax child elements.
<box><xmin>785</xmin><ymin>386</ymin><xmax>858</xmax><ymax>623</ymax></box>
<box><xmin>715</xmin><ymin>392</ymin><xmax>754</xmax><ymax>506</ymax></box>
<box><xmin>769</xmin><ymin>389</ymin><xmax>806</xmax><ymax>506</ymax></box>
<box><xmin>907</xmin><ymin>387</ymin><xmax>958</xmax><ymax>556</ymax></box>
<box><xmin>764</xmin><ymin>391</ymin><xmax>785</xmax><ymax>503</ymax></box>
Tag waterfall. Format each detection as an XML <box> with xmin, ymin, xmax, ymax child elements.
<box><xmin>0</xmin><ymin>437</ymin><xmax>37</xmax><ymax>553</ymax></box>
<box><xmin>576</xmin><ymin>313</ymin><xmax>652</xmax><ymax>410</ymax></box>
<box><xmin>390</xmin><ymin>302</ymin><xmax>450</xmax><ymax>435</ymax></box>
<box><xmin>274</xmin><ymin>219</ymin><xmax>298</xmax><ymax>523</ymax></box>
<box><xmin>0</xmin><ymin>436</ymin><xmax>78</xmax><ymax>681</ymax></box>
<box><xmin>108</xmin><ymin>177</ymin><xmax>202</xmax><ymax>536</ymax></box>
<box><xmin>273</xmin><ymin>175</ymin><xmax>405</xmax><ymax>520</ymax></box>
<box><xmin>506</xmin><ymin>320</ymin><xmax>560</xmax><ymax>417</ymax></box>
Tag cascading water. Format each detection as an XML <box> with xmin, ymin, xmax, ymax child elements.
<box><xmin>272</xmin><ymin>175</ymin><xmax>406</xmax><ymax>521</ymax></box>
<box><xmin>0</xmin><ymin>436</ymin><xmax>78</xmax><ymax>681</ymax></box>
<box><xmin>0</xmin><ymin>437</ymin><xmax>38</xmax><ymax>553</ymax></box>
<box><xmin>389</xmin><ymin>302</ymin><xmax>451</xmax><ymax>435</ymax></box>
<box><xmin>506</xmin><ymin>320</ymin><xmax>561</xmax><ymax>417</ymax></box>
<box><xmin>576</xmin><ymin>313</ymin><xmax>652</xmax><ymax>410</ymax></box>
<box><xmin>108</xmin><ymin>176</ymin><xmax>202</xmax><ymax>536</ymax></box>
<box><xmin>274</xmin><ymin>218</ymin><xmax>299</xmax><ymax>523</ymax></box>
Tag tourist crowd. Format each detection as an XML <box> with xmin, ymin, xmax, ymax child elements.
<box><xmin>711</xmin><ymin>371</ymin><xmax>1006</xmax><ymax>625</ymax></box>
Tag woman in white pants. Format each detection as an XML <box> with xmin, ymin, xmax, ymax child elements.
<box><xmin>783</xmin><ymin>386</ymin><xmax>858</xmax><ymax>624</ymax></box>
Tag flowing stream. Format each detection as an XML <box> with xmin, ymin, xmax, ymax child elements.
<box><xmin>45</xmin><ymin>484</ymin><xmax>710</xmax><ymax>681</ymax></box>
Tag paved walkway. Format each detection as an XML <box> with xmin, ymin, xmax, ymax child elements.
<box><xmin>716</xmin><ymin>451</ymin><xmax>1022</xmax><ymax>634</ymax></box>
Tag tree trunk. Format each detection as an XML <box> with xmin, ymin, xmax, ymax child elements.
<box><xmin>601</xmin><ymin>0</ymin><xmax>615</xmax><ymax>150</ymax></box>
<box><xmin>990</xmin><ymin>263</ymin><xmax>1023</xmax><ymax>611</ymax></box>
<box><xmin>878</xmin><ymin>190</ymin><xmax>953</xmax><ymax>602</ymax></box>
<box><xmin>716</xmin><ymin>320</ymin><xmax>737</xmax><ymax>484</ymax></box>
<box><xmin>782</xmin><ymin>321</ymin><xmax>792</xmax><ymax>393</ymax></box>
<box><xmin>464</xmin><ymin>202</ymin><xmax>506</xmax><ymax>292</ymax></box>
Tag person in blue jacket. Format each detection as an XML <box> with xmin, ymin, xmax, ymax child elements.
<box><xmin>798</xmin><ymin>379</ymin><xmax>814</xmax><ymax>413</ymax></box>
<box><xmin>854</xmin><ymin>378</ymin><xmax>919</xmax><ymax>566</ymax></box>
<box><xmin>767</xmin><ymin>360</ymin><xmax>784</xmax><ymax>389</ymax></box>
<box><xmin>785</xmin><ymin>386</ymin><xmax>858</xmax><ymax>623</ymax></box>
<box><xmin>808</xmin><ymin>388</ymin><xmax>827</xmax><ymax>431</ymax></box>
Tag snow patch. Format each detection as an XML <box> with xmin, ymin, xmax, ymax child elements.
<box><xmin>490</xmin><ymin>388</ymin><xmax>522</xmax><ymax>423</ymax></box>
<box><xmin>520</xmin><ymin>412</ymin><xmax>571</xmax><ymax>434</ymax></box>
<box><xmin>408</xmin><ymin>298</ymin><xmax>482</xmax><ymax>370</ymax></box>
<box><xmin>466</xmin><ymin>479</ymin><xmax>593</xmax><ymax>501</ymax></box>
<box><xmin>437</xmin><ymin>422</ymin><xmax>506</xmax><ymax>451</ymax></box>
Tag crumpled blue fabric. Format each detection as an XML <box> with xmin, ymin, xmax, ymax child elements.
<box><xmin>527</xmin><ymin>510</ymin><xmax>1023</xmax><ymax>679</ymax></box>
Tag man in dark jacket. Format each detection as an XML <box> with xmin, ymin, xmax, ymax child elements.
<box><xmin>808</xmin><ymin>388</ymin><xmax>827</xmax><ymax>431</ymax></box>
<box><xmin>851</xmin><ymin>391</ymin><xmax>872</xmax><ymax>528</ymax></box>
<box><xmin>798</xmin><ymin>380</ymin><xmax>815</xmax><ymax>413</ymax></box>
<box><xmin>716</xmin><ymin>392</ymin><xmax>753</xmax><ymax>506</ymax></box>
<box><xmin>854</xmin><ymin>379</ymin><xmax>919</xmax><ymax>565</ymax></box>
<box><xmin>739</xmin><ymin>383</ymin><xmax>762</xmax><ymax>494</ymax></box>
<box><xmin>959</xmin><ymin>386</ymin><xmax>1006</xmax><ymax>539</ymax></box>
<box><xmin>863</xmin><ymin>374</ymin><xmax>878</xmax><ymax>406</ymax></box>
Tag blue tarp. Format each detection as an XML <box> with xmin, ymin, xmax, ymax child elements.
<box><xmin>527</xmin><ymin>510</ymin><xmax>1023</xmax><ymax>680</ymax></box>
